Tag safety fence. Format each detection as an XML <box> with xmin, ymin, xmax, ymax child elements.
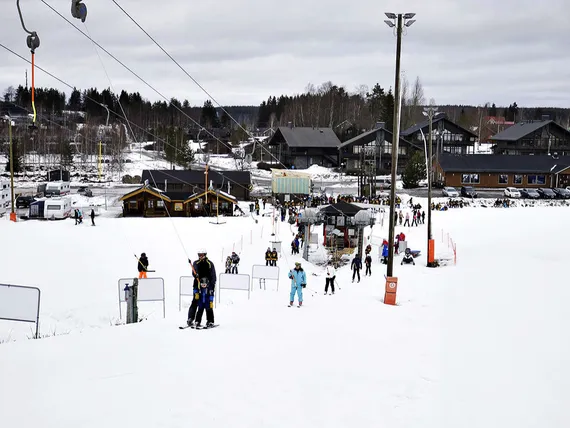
<box><xmin>441</xmin><ymin>229</ymin><xmax>457</xmax><ymax>265</ymax></box>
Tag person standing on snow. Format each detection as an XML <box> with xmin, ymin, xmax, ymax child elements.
<box><xmin>288</xmin><ymin>262</ymin><xmax>306</xmax><ymax>307</ymax></box>
<box><xmin>364</xmin><ymin>253</ymin><xmax>372</xmax><ymax>276</ymax></box>
<box><xmin>351</xmin><ymin>253</ymin><xmax>362</xmax><ymax>283</ymax></box>
<box><xmin>225</xmin><ymin>256</ymin><xmax>232</xmax><ymax>273</ymax></box>
<box><xmin>90</xmin><ymin>209</ymin><xmax>95</xmax><ymax>226</ymax></box>
<box><xmin>271</xmin><ymin>248</ymin><xmax>278</xmax><ymax>266</ymax></box>
<box><xmin>137</xmin><ymin>253</ymin><xmax>149</xmax><ymax>279</ymax></box>
<box><xmin>187</xmin><ymin>249</ymin><xmax>217</xmax><ymax>328</ymax></box>
<box><xmin>265</xmin><ymin>247</ymin><xmax>272</xmax><ymax>266</ymax></box>
<box><xmin>230</xmin><ymin>251</ymin><xmax>240</xmax><ymax>274</ymax></box>
<box><xmin>325</xmin><ymin>262</ymin><xmax>336</xmax><ymax>295</ymax></box>
<box><xmin>381</xmin><ymin>239</ymin><xmax>389</xmax><ymax>264</ymax></box>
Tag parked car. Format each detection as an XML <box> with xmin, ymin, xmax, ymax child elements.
<box><xmin>553</xmin><ymin>188</ymin><xmax>570</xmax><ymax>199</ymax></box>
<box><xmin>77</xmin><ymin>186</ymin><xmax>93</xmax><ymax>197</ymax></box>
<box><xmin>461</xmin><ymin>186</ymin><xmax>478</xmax><ymax>198</ymax></box>
<box><xmin>16</xmin><ymin>195</ymin><xmax>35</xmax><ymax>209</ymax></box>
<box><xmin>442</xmin><ymin>187</ymin><xmax>459</xmax><ymax>197</ymax></box>
<box><xmin>520</xmin><ymin>188</ymin><xmax>540</xmax><ymax>199</ymax></box>
<box><xmin>504</xmin><ymin>187</ymin><xmax>521</xmax><ymax>198</ymax></box>
<box><xmin>537</xmin><ymin>188</ymin><xmax>556</xmax><ymax>199</ymax></box>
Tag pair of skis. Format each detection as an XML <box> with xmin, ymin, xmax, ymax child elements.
<box><xmin>179</xmin><ymin>324</ymin><xmax>219</xmax><ymax>330</ymax></box>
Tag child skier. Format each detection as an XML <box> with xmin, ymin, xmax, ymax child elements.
<box><xmin>401</xmin><ymin>248</ymin><xmax>415</xmax><ymax>265</ymax></box>
<box><xmin>288</xmin><ymin>262</ymin><xmax>306</xmax><ymax>307</ymax></box>
<box><xmin>365</xmin><ymin>253</ymin><xmax>372</xmax><ymax>276</ymax></box>
<box><xmin>230</xmin><ymin>251</ymin><xmax>240</xmax><ymax>274</ymax></box>
<box><xmin>187</xmin><ymin>249</ymin><xmax>217</xmax><ymax>329</ymax></box>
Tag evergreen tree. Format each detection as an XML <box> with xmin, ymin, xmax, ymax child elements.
<box><xmin>382</xmin><ymin>88</ymin><xmax>395</xmax><ymax>131</ymax></box>
<box><xmin>489</xmin><ymin>103</ymin><xmax>497</xmax><ymax>116</ymax></box>
<box><xmin>220</xmin><ymin>111</ymin><xmax>231</xmax><ymax>129</ymax></box>
<box><xmin>60</xmin><ymin>139</ymin><xmax>74</xmax><ymax>167</ymax></box>
<box><xmin>177</xmin><ymin>143</ymin><xmax>195</xmax><ymax>168</ymax></box>
<box><xmin>200</xmin><ymin>100</ymin><xmax>219</xmax><ymax>128</ymax></box>
<box><xmin>458</xmin><ymin>107</ymin><xmax>470</xmax><ymax>129</ymax></box>
<box><xmin>402</xmin><ymin>150</ymin><xmax>426</xmax><ymax>189</ymax></box>
<box><xmin>230</xmin><ymin>123</ymin><xmax>249</xmax><ymax>144</ymax></box>
<box><xmin>366</xmin><ymin>83</ymin><xmax>386</xmax><ymax>121</ymax></box>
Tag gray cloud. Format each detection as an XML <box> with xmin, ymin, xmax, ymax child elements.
<box><xmin>1</xmin><ymin>0</ymin><xmax>569</xmax><ymax>107</ymax></box>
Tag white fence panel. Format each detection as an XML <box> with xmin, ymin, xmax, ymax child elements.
<box><xmin>218</xmin><ymin>273</ymin><xmax>250</xmax><ymax>302</ymax></box>
<box><xmin>251</xmin><ymin>265</ymin><xmax>280</xmax><ymax>291</ymax></box>
<box><xmin>0</xmin><ymin>283</ymin><xmax>41</xmax><ymax>338</ymax></box>
<box><xmin>118</xmin><ymin>277</ymin><xmax>165</xmax><ymax>319</ymax></box>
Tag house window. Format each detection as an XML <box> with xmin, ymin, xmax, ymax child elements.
<box><xmin>514</xmin><ymin>175</ymin><xmax>523</xmax><ymax>185</ymax></box>
<box><xmin>383</xmin><ymin>143</ymin><xmax>392</xmax><ymax>154</ymax></box>
<box><xmin>398</xmin><ymin>146</ymin><xmax>407</xmax><ymax>155</ymax></box>
<box><xmin>129</xmin><ymin>201</ymin><xmax>137</xmax><ymax>208</ymax></box>
<box><xmin>461</xmin><ymin>174</ymin><xmax>480</xmax><ymax>184</ymax></box>
<box><xmin>498</xmin><ymin>174</ymin><xmax>508</xmax><ymax>184</ymax></box>
<box><xmin>336</xmin><ymin>216</ymin><xmax>345</xmax><ymax>226</ymax></box>
<box><xmin>174</xmin><ymin>202</ymin><xmax>183</xmax><ymax>211</ymax></box>
<box><xmin>147</xmin><ymin>200</ymin><xmax>153</xmax><ymax>208</ymax></box>
<box><xmin>527</xmin><ymin>175</ymin><xmax>545</xmax><ymax>185</ymax></box>
<box><xmin>157</xmin><ymin>200</ymin><xmax>165</xmax><ymax>208</ymax></box>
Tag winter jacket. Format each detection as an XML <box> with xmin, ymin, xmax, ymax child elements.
<box><xmin>382</xmin><ymin>244</ymin><xmax>389</xmax><ymax>258</ymax></box>
<box><xmin>192</xmin><ymin>257</ymin><xmax>217</xmax><ymax>291</ymax></box>
<box><xmin>270</xmin><ymin>251</ymin><xmax>278</xmax><ymax>261</ymax></box>
<box><xmin>265</xmin><ymin>250</ymin><xmax>272</xmax><ymax>261</ymax></box>
<box><xmin>231</xmin><ymin>254</ymin><xmax>240</xmax><ymax>265</ymax></box>
<box><xmin>351</xmin><ymin>256</ymin><xmax>362</xmax><ymax>270</ymax></box>
<box><xmin>365</xmin><ymin>255</ymin><xmax>372</xmax><ymax>266</ymax></box>
<box><xmin>326</xmin><ymin>266</ymin><xmax>336</xmax><ymax>278</ymax></box>
<box><xmin>289</xmin><ymin>268</ymin><xmax>306</xmax><ymax>288</ymax></box>
<box><xmin>137</xmin><ymin>255</ymin><xmax>149</xmax><ymax>272</ymax></box>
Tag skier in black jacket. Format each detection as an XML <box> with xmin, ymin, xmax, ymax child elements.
<box><xmin>351</xmin><ymin>254</ymin><xmax>362</xmax><ymax>283</ymax></box>
<box><xmin>186</xmin><ymin>249</ymin><xmax>217</xmax><ymax>328</ymax></box>
<box><xmin>137</xmin><ymin>253</ymin><xmax>149</xmax><ymax>279</ymax></box>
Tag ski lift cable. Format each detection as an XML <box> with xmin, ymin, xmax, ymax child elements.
<box><xmin>81</xmin><ymin>20</ymin><xmax>192</xmax><ymax>261</ymax></box>
<box><xmin>39</xmin><ymin>0</ymin><xmax>261</xmax><ymax>169</ymax></box>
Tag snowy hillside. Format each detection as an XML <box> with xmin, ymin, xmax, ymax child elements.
<box><xmin>0</xmin><ymin>200</ymin><xmax>569</xmax><ymax>427</ymax></box>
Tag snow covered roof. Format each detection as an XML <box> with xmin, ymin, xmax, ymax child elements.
<box><xmin>119</xmin><ymin>185</ymin><xmax>171</xmax><ymax>202</ymax></box>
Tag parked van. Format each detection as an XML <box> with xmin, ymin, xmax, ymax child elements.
<box><xmin>29</xmin><ymin>197</ymin><xmax>72</xmax><ymax>220</ymax></box>
<box><xmin>375</xmin><ymin>177</ymin><xmax>392</xmax><ymax>190</ymax></box>
<box><xmin>45</xmin><ymin>181</ymin><xmax>71</xmax><ymax>197</ymax></box>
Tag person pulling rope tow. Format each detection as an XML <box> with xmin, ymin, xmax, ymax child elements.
<box><xmin>16</xmin><ymin>0</ymin><xmax>40</xmax><ymax>128</ymax></box>
<box><xmin>71</xmin><ymin>0</ymin><xmax>87</xmax><ymax>22</ymax></box>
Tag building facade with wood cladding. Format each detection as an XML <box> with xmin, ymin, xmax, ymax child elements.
<box><xmin>436</xmin><ymin>154</ymin><xmax>570</xmax><ymax>189</ymax></box>
<box><xmin>488</xmin><ymin>119</ymin><xmax>570</xmax><ymax>155</ymax></box>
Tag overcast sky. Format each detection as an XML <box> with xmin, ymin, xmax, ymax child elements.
<box><xmin>1</xmin><ymin>0</ymin><xmax>569</xmax><ymax>108</ymax></box>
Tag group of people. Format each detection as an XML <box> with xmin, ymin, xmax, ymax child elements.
<box><xmin>224</xmin><ymin>252</ymin><xmax>240</xmax><ymax>274</ymax></box>
<box><xmin>264</xmin><ymin>247</ymin><xmax>278</xmax><ymax>266</ymax></box>
<box><xmin>397</xmin><ymin>209</ymin><xmax>425</xmax><ymax>227</ymax></box>
<box><xmin>74</xmin><ymin>208</ymin><xmax>96</xmax><ymax>226</ymax></box>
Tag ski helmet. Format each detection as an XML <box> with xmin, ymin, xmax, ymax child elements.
<box><xmin>197</xmin><ymin>249</ymin><xmax>207</xmax><ymax>256</ymax></box>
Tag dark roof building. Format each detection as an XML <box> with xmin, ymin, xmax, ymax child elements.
<box><xmin>141</xmin><ymin>169</ymin><xmax>251</xmax><ymax>200</ymax></box>
<box><xmin>401</xmin><ymin>112</ymin><xmax>478</xmax><ymax>156</ymax></box>
<box><xmin>489</xmin><ymin>119</ymin><xmax>570</xmax><ymax>155</ymax></box>
<box><xmin>436</xmin><ymin>153</ymin><xmax>570</xmax><ymax>189</ymax></box>
<box><xmin>338</xmin><ymin>122</ymin><xmax>414</xmax><ymax>196</ymax></box>
<box><xmin>266</xmin><ymin>125</ymin><xmax>341</xmax><ymax>168</ymax></box>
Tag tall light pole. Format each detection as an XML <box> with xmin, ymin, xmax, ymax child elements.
<box><xmin>423</xmin><ymin>102</ymin><xmax>438</xmax><ymax>267</ymax></box>
<box><xmin>4</xmin><ymin>116</ymin><xmax>17</xmax><ymax>222</ymax></box>
<box><xmin>384</xmin><ymin>12</ymin><xmax>416</xmax><ymax>278</ymax></box>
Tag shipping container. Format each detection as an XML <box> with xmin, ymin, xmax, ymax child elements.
<box><xmin>271</xmin><ymin>170</ymin><xmax>312</xmax><ymax>195</ymax></box>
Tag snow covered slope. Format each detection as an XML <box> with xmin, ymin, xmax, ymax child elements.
<box><xmin>0</xmin><ymin>205</ymin><xmax>569</xmax><ymax>427</ymax></box>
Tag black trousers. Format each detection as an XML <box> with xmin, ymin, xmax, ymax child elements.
<box><xmin>266</xmin><ymin>260</ymin><xmax>271</xmax><ymax>266</ymax></box>
<box><xmin>325</xmin><ymin>277</ymin><xmax>335</xmax><ymax>293</ymax></box>
<box><xmin>352</xmin><ymin>269</ymin><xmax>360</xmax><ymax>281</ymax></box>
<box><xmin>187</xmin><ymin>291</ymin><xmax>214</xmax><ymax>324</ymax></box>
<box><xmin>365</xmin><ymin>265</ymin><xmax>371</xmax><ymax>276</ymax></box>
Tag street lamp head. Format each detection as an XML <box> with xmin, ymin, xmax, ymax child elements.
<box><xmin>385</xmin><ymin>12</ymin><xmax>397</xmax><ymax>19</ymax></box>
<box><xmin>403</xmin><ymin>13</ymin><xmax>416</xmax><ymax>19</ymax></box>
<box><xmin>404</xmin><ymin>19</ymin><xmax>416</xmax><ymax>27</ymax></box>
<box><xmin>384</xmin><ymin>20</ymin><xmax>395</xmax><ymax>28</ymax></box>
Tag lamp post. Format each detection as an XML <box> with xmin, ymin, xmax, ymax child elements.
<box><xmin>423</xmin><ymin>102</ymin><xmax>438</xmax><ymax>267</ymax></box>
<box><xmin>384</xmin><ymin>12</ymin><xmax>416</xmax><ymax>278</ymax></box>
<box><xmin>6</xmin><ymin>116</ymin><xmax>16</xmax><ymax>222</ymax></box>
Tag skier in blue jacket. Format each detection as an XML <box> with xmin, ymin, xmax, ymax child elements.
<box><xmin>288</xmin><ymin>262</ymin><xmax>306</xmax><ymax>307</ymax></box>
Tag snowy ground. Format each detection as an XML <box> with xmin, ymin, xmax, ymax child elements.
<box><xmin>0</xmin><ymin>202</ymin><xmax>569</xmax><ymax>427</ymax></box>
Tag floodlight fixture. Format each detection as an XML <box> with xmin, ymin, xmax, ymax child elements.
<box><xmin>384</xmin><ymin>20</ymin><xmax>395</xmax><ymax>28</ymax></box>
<box><xmin>403</xmin><ymin>13</ymin><xmax>416</xmax><ymax>19</ymax></box>
<box><xmin>385</xmin><ymin>12</ymin><xmax>397</xmax><ymax>19</ymax></box>
<box><xmin>405</xmin><ymin>19</ymin><xmax>416</xmax><ymax>27</ymax></box>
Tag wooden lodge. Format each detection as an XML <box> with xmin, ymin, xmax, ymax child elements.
<box><xmin>120</xmin><ymin>185</ymin><xmax>237</xmax><ymax>218</ymax></box>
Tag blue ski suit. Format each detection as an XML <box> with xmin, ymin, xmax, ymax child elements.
<box><xmin>289</xmin><ymin>267</ymin><xmax>306</xmax><ymax>303</ymax></box>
